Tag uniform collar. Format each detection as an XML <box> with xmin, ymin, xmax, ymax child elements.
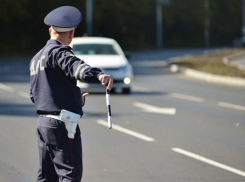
<box><xmin>56</xmin><ymin>40</ymin><xmax>64</xmax><ymax>45</ymax></box>
<box><xmin>47</xmin><ymin>39</ymin><xmax>72</xmax><ymax>50</ymax></box>
<box><xmin>47</xmin><ymin>39</ymin><xmax>64</xmax><ymax>45</ymax></box>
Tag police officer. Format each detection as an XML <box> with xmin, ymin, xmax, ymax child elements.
<box><xmin>30</xmin><ymin>6</ymin><xmax>113</xmax><ymax>182</ymax></box>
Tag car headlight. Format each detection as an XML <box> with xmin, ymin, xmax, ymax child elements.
<box><xmin>123</xmin><ymin>77</ymin><xmax>131</xmax><ymax>84</ymax></box>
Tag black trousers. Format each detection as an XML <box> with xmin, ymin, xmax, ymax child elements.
<box><xmin>36</xmin><ymin>116</ymin><xmax>83</xmax><ymax>182</ymax></box>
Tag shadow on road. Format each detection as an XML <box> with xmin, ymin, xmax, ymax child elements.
<box><xmin>0</xmin><ymin>57</ymin><xmax>30</xmax><ymax>83</ymax></box>
<box><xmin>0</xmin><ymin>102</ymin><xmax>36</xmax><ymax>117</ymax></box>
<box><xmin>83</xmin><ymin>112</ymin><xmax>132</xmax><ymax>118</ymax></box>
<box><xmin>83</xmin><ymin>90</ymin><xmax>167</xmax><ymax>96</ymax></box>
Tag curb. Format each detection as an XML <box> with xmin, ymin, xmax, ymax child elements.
<box><xmin>170</xmin><ymin>64</ymin><xmax>245</xmax><ymax>87</ymax></box>
<box><xmin>223</xmin><ymin>51</ymin><xmax>245</xmax><ymax>70</ymax></box>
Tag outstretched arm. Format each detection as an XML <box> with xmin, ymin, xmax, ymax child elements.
<box><xmin>98</xmin><ymin>74</ymin><xmax>113</xmax><ymax>90</ymax></box>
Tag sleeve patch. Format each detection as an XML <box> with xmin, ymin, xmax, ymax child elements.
<box><xmin>66</xmin><ymin>52</ymin><xmax>74</xmax><ymax>56</ymax></box>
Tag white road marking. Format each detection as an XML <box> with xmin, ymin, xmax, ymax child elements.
<box><xmin>0</xmin><ymin>84</ymin><xmax>30</xmax><ymax>100</ymax></box>
<box><xmin>133</xmin><ymin>102</ymin><xmax>176</xmax><ymax>115</ymax></box>
<box><xmin>97</xmin><ymin>120</ymin><xmax>155</xmax><ymax>142</ymax></box>
<box><xmin>18</xmin><ymin>91</ymin><xmax>30</xmax><ymax>99</ymax></box>
<box><xmin>0</xmin><ymin>83</ymin><xmax>14</xmax><ymax>92</ymax></box>
<box><xmin>170</xmin><ymin>93</ymin><xmax>204</xmax><ymax>103</ymax></box>
<box><xmin>172</xmin><ymin>148</ymin><xmax>245</xmax><ymax>177</ymax></box>
<box><xmin>217</xmin><ymin>102</ymin><xmax>245</xmax><ymax>111</ymax></box>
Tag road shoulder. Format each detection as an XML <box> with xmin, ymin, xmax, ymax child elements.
<box><xmin>171</xmin><ymin>65</ymin><xmax>245</xmax><ymax>87</ymax></box>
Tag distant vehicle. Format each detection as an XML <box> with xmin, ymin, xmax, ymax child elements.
<box><xmin>70</xmin><ymin>37</ymin><xmax>133</xmax><ymax>94</ymax></box>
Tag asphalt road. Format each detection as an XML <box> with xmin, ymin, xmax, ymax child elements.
<box><xmin>0</xmin><ymin>49</ymin><xmax>245</xmax><ymax>182</ymax></box>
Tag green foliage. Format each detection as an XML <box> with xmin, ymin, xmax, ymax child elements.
<box><xmin>0</xmin><ymin>0</ymin><xmax>243</xmax><ymax>55</ymax></box>
<box><xmin>162</xmin><ymin>0</ymin><xmax>205</xmax><ymax>47</ymax></box>
<box><xmin>210</xmin><ymin>0</ymin><xmax>242</xmax><ymax>46</ymax></box>
<box><xmin>93</xmin><ymin>0</ymin><xmax>155</xmax><ymax>49</ymax></box>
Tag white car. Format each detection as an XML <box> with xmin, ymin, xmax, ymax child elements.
<box><xmin>70</xmin><ymin>37</ymin><xmax>133</xmax><ymax>94</ymax></box>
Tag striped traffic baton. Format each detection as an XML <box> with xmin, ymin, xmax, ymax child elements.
<box><xmin>106</xmin><ymin>89</ymin><xmax>112</xmax><ymax>129</ymax></box>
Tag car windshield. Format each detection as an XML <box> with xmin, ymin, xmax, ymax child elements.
<box><xmin>73</xmin><ymin>44</ymin><xmax>119</xmax><ymax>55</ymax></box>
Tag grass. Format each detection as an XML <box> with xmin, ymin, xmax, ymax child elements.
<box><xmin>172</xmin><ymin>48</ymin><xmax>245</xmax><ymax>78</ymax></box>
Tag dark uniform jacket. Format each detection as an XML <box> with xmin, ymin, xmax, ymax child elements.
<box><xmin>30</xmin><ymin>39</ymin><xmax>103</xmax><ymax>115</ymax></box>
